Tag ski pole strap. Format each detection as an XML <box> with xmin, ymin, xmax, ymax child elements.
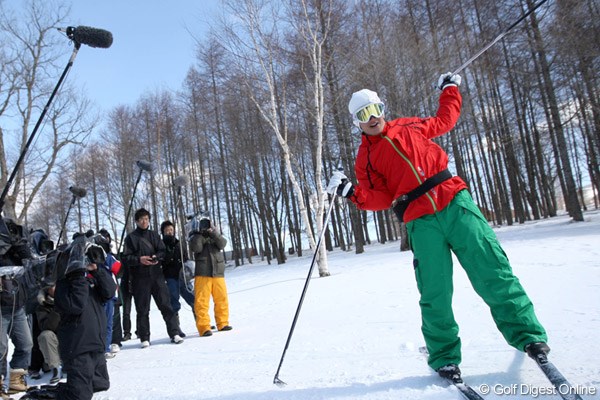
<box><xmin>392</xmin><ymin>169</ymin><xmax>452</xmax><ymax>223</ymax></box>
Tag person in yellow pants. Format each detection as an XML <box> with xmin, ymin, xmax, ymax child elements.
<box><xmin>189</xmin><ymin>214</ymin><xmax>232</xmax><ymax>337</ymax></box>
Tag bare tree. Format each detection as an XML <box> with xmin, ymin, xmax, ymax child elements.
<box><xmin>0</xmin><ymin>1</ymin><xmax>98</xmax><ymax>221</ymax></box>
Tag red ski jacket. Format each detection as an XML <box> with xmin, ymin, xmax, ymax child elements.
<box><xmin>349</xmin><ymin>86</ymin><xmax>468</xmax><ymax>223</ymax></box>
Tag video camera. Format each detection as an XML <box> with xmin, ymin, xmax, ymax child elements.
<box><xmin>53</xmin><ymin>233</ymin><xmax>107</xmax><ymax>280</ymax></box>
<box><xmin>185</xmin><ymin>211</ymin><xmax>211</xmax><ymax>238</ymax></box>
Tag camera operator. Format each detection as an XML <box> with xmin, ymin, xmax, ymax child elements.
<box><xmin>0</xmin><ymin>218</ymin><xmax>33</xmax><ymax>397</ymax></box>
<box><xmin>189</xmin><ymin>215</ymin><xmax>232</xmax><ymax>337</ymax></box>
<box><xmin>53</xmin><ymin>235</ymin><xmax>116</xmax><ymax>400</ymax></box>
<box><xmin>121</xmin><ymin>208</ymin><xmax>183</xmax><ymax>347</ymax></box>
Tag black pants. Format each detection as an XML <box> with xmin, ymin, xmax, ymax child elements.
<box><xmin>111</xmin><ymin>301</ymin><xmax>123</xmax><ymax>345</ymax></box>
<box><xmin>57</xmin><ymin>351</ymin><xmax>109</xmax><ymax>400</ymax></box>
<box><xmin>29</xmin><ymin>315</ymin><xmax>46</xmax><ymax>372</ymax></box>
<box><xmin>131</xmin><ymin>272</ymin><xmax>179</xmax><ymax>341</ymax></box>
<box><xmin>120</xmin><ymin>270</ymin><xmax>133</xmax><ymax>336</ymax></box>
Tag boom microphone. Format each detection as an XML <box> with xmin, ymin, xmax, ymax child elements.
<box><xmin>173</xmin><ymin>175</ymin><xmax>190</xmax><ymax>188</ymax></box>
<box><xmin>136</xmin><ymin>160</ymin><xmax>154</xmax><ymax>172</ymax></box>
<box><xmin>59</xmin><ymin>26</ymin><xmax>113</xmax><ymax>49</ymax></box>
<box><xmin>68</xmin><ymin>186</ymin><xmax>87</xmax><ymax>198</ymax></box>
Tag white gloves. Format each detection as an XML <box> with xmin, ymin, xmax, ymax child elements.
<box><xmin>326</xmin><ymin>171</ymin><xmax>354</xmax><ymax>198</ymax></box>
<box><xmin>438</xmin><ymin>72</ymin><xmax>462</xmax><ymax>90</ymax></box>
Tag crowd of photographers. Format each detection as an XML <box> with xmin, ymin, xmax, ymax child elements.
<box><xmin>0</xmin><ymin>207</ymin><xmax>231</xmax><ymax>400</ymax></box>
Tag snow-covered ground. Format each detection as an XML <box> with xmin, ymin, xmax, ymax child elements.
<box><xmin>28</xmin><ymin>210</ymin><xmax>600</xmax><ymax>399</ymax></box>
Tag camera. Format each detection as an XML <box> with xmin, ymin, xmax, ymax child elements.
<box><xmin>186</xmin><ymin>211</ymin><xmax>211</xmax><ymax>237</ymax></box>
<box><xmin>199</xmin><ymin>217</ymin><xmax>210</xmax><ymax>231</ymax></box>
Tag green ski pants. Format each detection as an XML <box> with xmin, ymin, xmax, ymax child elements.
<box><xmin>406</xmin><ymin>190</ymin><xmax>547</xmax><ymax>370</ymax></box>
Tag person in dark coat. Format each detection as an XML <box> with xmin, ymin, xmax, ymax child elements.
<box><xmin>160</xmin><ymin>220</ymin><xmax>194</xmax><ymax>337</ymax></box>
<box><xmin>122</xmin><ymin>209</ymin><xmax>183</xmax><ymax>347</ymax></box>
<box><xmin>0</xmin><ymin>218</ymin><xmax>33</xmax><ymax>395</ymax></box>
<box><xmin>53</xmin><ymin>236</ymin><xmax>117</xmax><ymax>400</ymax></box>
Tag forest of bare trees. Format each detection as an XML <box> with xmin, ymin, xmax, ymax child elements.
<box><xmin>1</xmin><ymin>0</ymin><xmax>598</xmax><ymax>270</ymax></box>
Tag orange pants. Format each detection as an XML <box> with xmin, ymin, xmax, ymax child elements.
<box><xmin>193</xmin><ymin>276</ymin><xmax>229</xmax><ymax>334</ymax></box>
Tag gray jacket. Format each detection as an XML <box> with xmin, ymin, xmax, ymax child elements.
<box><xmin>189</xmin><ymin>230</ymin><xmax>227</xmax><ymax>277</ymax></box>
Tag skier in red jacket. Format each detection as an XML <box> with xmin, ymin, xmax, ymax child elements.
<box><xmin>327</xmin><ymin>73</ymin><xmax>549</xmax><ymax>381</ymax></box>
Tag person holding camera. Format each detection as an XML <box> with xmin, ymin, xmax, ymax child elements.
<box><xmin>0</xmin><ymin>218</ymin><xmax>33</xmax><ymax>397</ymax></box>
<box><xmin>122</xmin><ymin>208</ymin><xmax>183</xmax><ymax>347</ymax></box>
<box><xmin>53</xmin><ymin>236</ymin><xmax>117</xmax><ymax>400</ymax></box>
<box><xmin>189</xmin><ymin>214</ymin><xmax>231</xmax><ymax>337</ymax></box>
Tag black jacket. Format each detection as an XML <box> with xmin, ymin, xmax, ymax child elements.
<box><xmin>55</xmin><ymin>264</ymin><xmax>116</xmax><ymax>361</ymax></box>
<box><xmin>122</xmin><ymin>227</ymin><xmax>166</xmax><ymax>278</ymax></box>
<box><xmin>0</xmin><ymin>239</ymin><xmax>31</xmax><ymax>311</ymax></box>
<box><xmin>36</xmin><ymin>301</ymin><xmax>61</xmax><ymax>333</ymax></box>
<box><xmin>161</xmin><ymin>236</ymin><xmax>188</xmax><ymax>280</ymax></box>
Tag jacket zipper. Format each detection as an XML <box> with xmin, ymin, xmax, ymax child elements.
<box><xmin>382</xmin><ymin>136</ymin><xmax>438</xmax><ymax>213</ymax></box>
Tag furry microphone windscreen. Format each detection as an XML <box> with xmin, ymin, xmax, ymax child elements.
<box><xmin>136</xmin><ymin>160</ymin><xmax>154</xmax><ymax>172</ymax></box>
<box><xmin>68</xmin><ymin>186</ymin><xmax>87</xmax><ymax>198</ymax></box>
<box><xmin>69</xmin><ymin>26</ymin><xmax>113</xmax><ymax>48</ymax></box>
<box><xmin>174</xmin><ymin>175</ymin><xmax>190</xmax><ymax>188</ymax></box>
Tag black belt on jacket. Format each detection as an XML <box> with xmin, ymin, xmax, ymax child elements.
<box><xmin>392</xmin><ymin>169</ymin><xmax>452</xmax><ymax>223</ymax></box>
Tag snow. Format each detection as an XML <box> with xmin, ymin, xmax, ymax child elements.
<box><xmin>28</xmin><ymin>211</ymin><xmax>600</xmax><ymax>399</ymax></box>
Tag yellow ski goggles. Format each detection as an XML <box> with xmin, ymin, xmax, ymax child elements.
<box><xmin>354</xmin><ymin>103</ymin><xmax>385</xmax><ymax>123</ymax></box>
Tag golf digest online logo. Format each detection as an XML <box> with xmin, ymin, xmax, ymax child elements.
<box><xmin>478</xmin><ymin>383</ymin><xmax>597</xmax><ymax>397</ymax></box>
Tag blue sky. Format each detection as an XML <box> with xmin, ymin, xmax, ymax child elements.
<box><xmin>65</xmin><ymin>1</ymin><xmax>219</xmax><ymax>113</ymax></box>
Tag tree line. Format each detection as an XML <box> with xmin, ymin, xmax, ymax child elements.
<box><xmin>1</xmin><ymin>0</ymin><xmax>598</xmax><ymax>273</ymax></box>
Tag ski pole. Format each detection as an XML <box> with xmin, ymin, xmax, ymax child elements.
<box><xmin>273</xmin><ymin>193</ymin><xmax>338</xmax><ymax>386</ymax></box>
<box><xmin>451</xmin><ymin>0</ymin><xmax>549</xmax><ymax>75</ymax></box>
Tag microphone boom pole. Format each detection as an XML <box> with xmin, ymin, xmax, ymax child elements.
<box><xmin>117</xmin><ymin>161</ymin><xmax>154</xmax><ymax>256</ymax></box>
<box><xmin>173</xmin><ymin>175</ymin><xmax>191</xmax><ymax>291</ymax></box>
<box><xmin>0</xmin><ymin>44</ymin><xmax>81</xmax><ymax>213</ymax></box>
<box><xmin>56</xmin><ymin>186</ymin><xmax>87</xmax><ymax>246</ymax></box>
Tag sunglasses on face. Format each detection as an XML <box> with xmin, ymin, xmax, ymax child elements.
<box><xmin>355</xmin><ymin>103</ymin><xmax>385</xmax><ymax>123</ymax></box>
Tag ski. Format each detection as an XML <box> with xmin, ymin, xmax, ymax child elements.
<box><xmin>444</xmin><ymin>377</ymin><xmax>486</xmax><ymax>400</ymax></box>
<box><xmin>419</xmin><ymin>347</ymin><xmax>485</xmax><ymax>400</ymax></box>
<box><xmin>531</xmin><ymin>355</ymin><xmax>583</xmax><ymax>400</ymax></box>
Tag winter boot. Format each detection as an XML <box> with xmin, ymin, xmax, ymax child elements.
<box><xmin>8</xmin><ymin>368</ymin><xmax>28</xmax><ymax>393</ymax></box>
<box><xmin>171</xmin><ymin>334</ymin><xmax>184</xmax><ymax>344</ymax></box>
<box><xmin>436</xmin><ymin>364</ymin><xmax>462</xmax><ymax>383</ymax></box>
<box><xmin>0</xmin><ymin>376</ymin><xmax>13</xmax><ymax>400</ymax></box>
<box><xmin>175</xmin><ymin>313</ymin><xmax>186</xmax><ymax>337</ymax></box>
<box><xmin>49</xmin><ymin>368</ymin><xmax>60</xmax><ymax>385</ymax></box>
<box><xmin>525</xmin><ymin>342</ymin><xmax>550</xmax><ymax>363</ymax></box>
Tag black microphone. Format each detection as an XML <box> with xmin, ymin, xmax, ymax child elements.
<box><xmin>59</xmin><ymin>26</ymin><xmax>113</xmax><ymax>49</ymax></box>
<box><xmin>173</xmin><ymin>175</ymin><xmax>190</xmax><ymax>188</ymax></box>
<box><xmin>69</xmin><ymin>186</ymin><xmax>87</xmax><ymax>198</ymax></box>
<box><xmin>136</xmin><ymin>160</ymin><xmax>154</xmax><ymax>172</ymax></box>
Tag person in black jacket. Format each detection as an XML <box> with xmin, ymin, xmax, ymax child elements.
<box><xmin>0</xmin><ymin>218</ymin><xmax>33</xmax><ymax>396</ymax></box>
<box><xmin>122</xmin><ymin>209</ymin><xmax>183</xmax><ymax>348</ymax></box>
<box><xmin>160</xmin><ymin>220</ymin><xmax>194</xmax><ymax>337</ymax></box>
<box><xmin>53</xmin><ymin>235</ymin><xmax>117</xmax><ymax>400</ymax></box>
